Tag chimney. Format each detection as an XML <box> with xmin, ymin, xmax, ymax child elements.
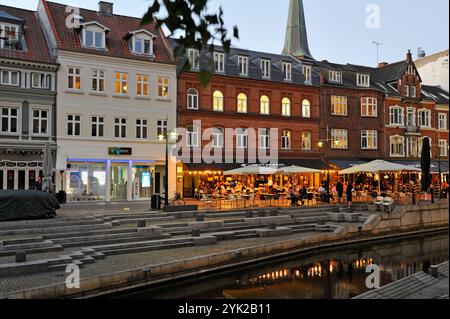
<box><xmin>98</xmin><ymin>1</ymin><xmax>113</xmax><ymax>16</ymax></box>
<box><xmin>406</xmin><ymin>49</ymin><xmax>412</xmax><ymax>61</ymax></box>
<box><xmin>378</xmin><ymin>62</ymin><xmax>389</xmax><ymax>68</ymax></box>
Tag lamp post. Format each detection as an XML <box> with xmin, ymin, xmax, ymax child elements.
<box><xmin>158</xmin><ymin>116</ymin><xmax>176</xmax><ymax>207</ymax></box>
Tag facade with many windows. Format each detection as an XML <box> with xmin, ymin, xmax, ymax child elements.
<box><xmin>0</xmin><ymin>5</ymin><xmax>57</xmax><ymax>191</ymax></box>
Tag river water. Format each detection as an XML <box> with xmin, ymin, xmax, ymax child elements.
<box><xmin>118</xmin><ymin>232</ymin><xmax>449</xmax><ymax>299</ymax></box>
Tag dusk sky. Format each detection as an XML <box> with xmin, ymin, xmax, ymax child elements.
<box><xmin>3</xmin><ymin>0</ymin><xmax>449</xmax><ymax>66</ymax></box>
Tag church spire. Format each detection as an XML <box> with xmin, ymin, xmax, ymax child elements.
<box><xmin>282</xmin><ymin>0</ymin><xmax>314</xmax><ymax>60</ymax></box>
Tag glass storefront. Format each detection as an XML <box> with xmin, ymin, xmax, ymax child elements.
<box><xmin>66</xmin><ymin>162</ymin><xmax>107</xmax><ymax>202</ymax></box>
<box><xmin>110</xmin><ymin>162</ymin><xmax>128</xmax><ymax>201</ymax></box>
<box><xmin>132</xmin><ymin>165</ymin><xmax>152</xmax><ymax>200</ymax></box>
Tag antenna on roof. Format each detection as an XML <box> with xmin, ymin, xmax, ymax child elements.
<box><xmin>372</xmin><ymin>41</ymin><xmax>383</xmax><ymax>66</ymax></box>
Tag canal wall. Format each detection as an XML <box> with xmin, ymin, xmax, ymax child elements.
<box><xmin>6</xmin><ymin>203</ymin><xmax>449</xmax><ymax>299</ymax></box>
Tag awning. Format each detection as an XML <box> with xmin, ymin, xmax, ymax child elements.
<box><xmin>390</xmin><ymin>160</ymin><xmax>450</xmax><ymax>174</ymax></box>
<box><xmin>327</xmin><ymin>159</ymin><xmax>369</xmax><ymax>170</ymax></box>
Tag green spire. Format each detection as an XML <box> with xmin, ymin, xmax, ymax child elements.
<box><xmin>282</xmin><ymin>0</ymin><xmax>314</xmax><ymax>60</ymax></box>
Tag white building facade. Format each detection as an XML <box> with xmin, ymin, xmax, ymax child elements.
<box><xmin>415</xmin><ymin>50</ymin><xmax>449</xmax><ymax>93</ymax></box>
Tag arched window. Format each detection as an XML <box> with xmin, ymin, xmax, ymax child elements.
<box><xmin>237</xmin><ymin>93</ymin><xmax>247</xmax><ymax>113</ymax></box>
<box><xmin>302</xmin><ymin>99</ymin><xmax>311</xmax><ymax>118</ymax></box>
<box><xmin>260</xmin><ymin>95</ymin><xmax>270</xmax><ymax>115</ymax></box>
<box><xmin>187</xmin><ymin>88</ymin><xmax>199</xmax><ymax>110</ymax></box>
<box><xmin>390</xmin><ymin>135</ymin><xmax>405</xmax><ymax>157</ymax></box>
<box><xmin>281</xmin><ymin>130</ymin><xmax>291</xmax><ymax>150</ymax></box>
<box><xmin>213</xmin><ymin>90</ymin><xmax>224</xmax><ymax>112</ymax></box>
<box><xmin>282</xmin><ymin>97</ymin><xmax>291</xmax><ymax>117</ymax></box>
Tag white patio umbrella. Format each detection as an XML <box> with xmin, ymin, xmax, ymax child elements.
<box><xmin>223</xmin><ymin>167</ymin><xmax>246</xmax><ymax>176</ymax></box>
<box><xmin>240</xmin><ymin>165</ymin><xmax>281</xmax><ymax>175</ymax></box>
<box><xmin>280</xmin><ymin>165</ymin><xmax>322</xmax><ymax>174</ymax></box>
<box><xmin>41</xmin><ymin>142</ymin><xmax>54</xmax><ymax>193</ymax></box>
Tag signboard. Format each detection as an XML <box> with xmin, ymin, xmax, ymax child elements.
<box><xmin>108</xmin><ymin>147</ymin><xmax>132</xmax><ymax>156</ymax></box>
<box><xmin>142</xmin><ymin>172</ymin><xmax>151</xmax><ymax>188</ymax></box>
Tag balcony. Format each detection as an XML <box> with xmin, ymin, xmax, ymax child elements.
<box><xmin>405</xmin><ymin>125</ymin><xmax>420</xmax><ymax>135</ymax></box>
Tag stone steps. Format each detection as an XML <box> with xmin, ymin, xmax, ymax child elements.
<box><xmin>102</xmin><ymin>241</ymin><xmax>196</xmax><ymax>256</ymax></box>
<box><xmin>0</xmin><ymin>219</ymin><xmax>105</xmax><ymax>231</ymax></box>
<box><xmin>0</xmin><ymin>240</ymin><xmax>55</xmax><ymax>252</ymax></box>
<box><xmin>0</xmin><ymin>223</ymin><xmax>113</xmax><ymax>236</ymax></box>
<box><xmin>42</xmin><ymin>228</ymin><xmax>135</xmax><ymax>240</ymax></box>
<box><xmin>91</xmin><ymin>237</ymin><xmax>195</xmax><ymax>253</ymax></box>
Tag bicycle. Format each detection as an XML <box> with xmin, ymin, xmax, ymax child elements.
<box><xmin>161</xmin><ymin>192</ymin><xmax>185</xmax><ymax>207</ymax></box>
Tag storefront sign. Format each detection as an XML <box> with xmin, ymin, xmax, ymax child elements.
<box><xmin>108</xmin><ymin>147</ymin><xmax>132</xmax><ymax>156</ymax></box>
<box><xmin>142</xmin><ymin>172</ymin><xmax>151</xmax><ymax>188</ymax></box>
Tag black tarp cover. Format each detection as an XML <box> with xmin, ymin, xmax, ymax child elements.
<box><xmin>0</xmin><ymin>191</ymin><xmax>60</xmax><ymax>221</ymax></box>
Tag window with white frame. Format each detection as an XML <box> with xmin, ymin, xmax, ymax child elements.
<box><xmin>68</xmin><ymin>67</ymin><xmax>81</xmax><ymax>90</ymax></box>
<box><xmin>361</xmin><ymin>97</ymin><xmax>377</xmax><ymax>117</ymax></box>
<box><xmin>188</xmin><ymin>49</ymin><xmax>200</xmax><ymax>69</ymax></box>
<box><xmin>236</xmin><ymin>128</ymin><xmax>248</xmax><ymax>149</ymax></box>
<box><xmin>406</xmin><ymin>137</ymin><xmax>418</xmax><ymax>157</ymax></box>
<box><xmin>133</xmin><ymin>37</ymin><xmax>153</xmax><ymax>55</ymax></box>
<box><xmin>329</xmin><ymin>70</ymin><xmax>341</xmax><ymax>83</ymax></box>
<box><xmin>157</xmin><ymin>77</ymin><xmax>169</xmax><ymax>98</ymax></box>
<box><xmin>0</xmin><ymin>69</ymin><xmax>20</xmax><ymax>86</ymax></box>
<box><xmin>32</xmin><ymin>109</ymin><xmax>48</xmax><ymax>135</ymax></box>
<box><xmin>91</xmin><ymin>116</ymin><xmax>104</xmax><ymax>137</ymax></box>
<box><xmin>114</xmin><ymin>118</ymin><xmax>127</xmax><ymax>138</ymax></box>
<box><xmin>302</xmin><ymin>99</ymin><xmax>311</xmax><ymax>118</ymax></box>
<box><xmin>0</xmin><ymin>107</ymin><xmax>18</xmax><ymax>134</ymax></box>
<box><xmin>281</xmin><ymin>130</ymin><xmax>291</xmax><ymax>150</ymax></box>
<box><xmin>212</xmin><ymin>127</ymin><xmax>224</xmax><ymax>148</ymax></box>
<box><xmin>213</xmin><ymin>90</ymin><xmax>224</xmax><ymax>112</ymax></box>
<box><xmin>390</xmin><ymin>135</ymin><xmax>405</xmax><ymax>157</ymax></box>
<box><xmin>238</xmin><ymin>56</ymin><xmax>248</xmax><ymax>76</ymax></box>
<box><xmin>237</xmin><ymin>93</ymin><xmax>247</xmax><ymax>113</ymax></box>
<box><xmin>361</xmin><ymin>130</ymin><xmax>377</xmax><ymax>150</ymax></box>
<box><xmin>187</xmin><ymin>88</ymin><xmax>199</xmax><ymax>110</ymax></box>
<box><xmin>357</xmin><ymin>74</ymin><xmax>370</xmax><ymax>87</ymax></box>
<box><xmin>406</xmin><ymin>108</ymin><xmax>416</xmax><ymax>126</ymax></box>
<box><xmin>404</xmin><ymin>85</ymin><xmax>409</xmax><ymax>97</ymax></box>
<box><xmin>83</xmin><ymin>29</ymin><xmax>105</xmax><ymax>49</ymax></box>
<box><xmin>186</xmin><ymin>125</ymin><xmax>199</xmax><ymax>147</ymax></box>
<box><xmin>282</xmin><ymin>62</ymin><xmax>292</xmax><ymax>81</ymax></box>
<box><xmin>31</xmin><ymin>73</ymin><xmax>51</xmax><ymax>89</ymax></box>
<box><xmin>282</xmin><ymin>97</ymin><xmax>291</xmax><ymax>117</ymax></box>
<box><xmin>261</xmin><ymin>59</ymin><xmax>271</xmax><ymax>79</ymax></box>
<box><xmin>390</xmin><ymin>106</ymin><xmax>404</xmax><ymax>126</ymax></box>
<box><xmin>418</xmin><ymin>109</ymin><xmax>431</xmax><ymax>128</ymax></box>
<box><xmin>259</xmin><ymin>128</ymin><xmax>270</xmax><ymax>149</ymax></box>
<box><xmin>91</xmin><ymin>70</ymin><xmax>105</xmax><ymax>93</ymax></box>
<box><xmin>136</xmin><ymin>74</ymin><xmax>149</xmax><ymax>96</ymax></box>
<box><xmin>157</xmin><ymin>120</ymin><xmax>167</xmax><ymax>137</ymax></box>
<box><xmin>260</xmin><ymin>95</ymin><xmax>270</xmax><ymax>115</ymax></box>
<box><xmin>418</xmin><ymin>137</ymin><xmax>432</xmax><ymax>157</ymax></box>
<box><xmin>439</xmin><ymin>140</ymin><xmax>448</xmax><ymax>157</ymax></box>
<box><xmin>331</xmin><ymin>129</ymin><xmax>348</xmax><ymax>149</ymax></box>
<box><xmin>411</xmin><ymin>86</ymin><xmax>417</xmax><ymax>98</ymax></box>
<box><xmin>303</xmin><ymin>65</ymin><xmax>312</xmax><ymax>83</ymax></box>
<box><xmin>114</xmin><ymin>72</ymin><xmax>128</xmax><ymax>95</ymax></box>
<box><xmin>214</xmin><ymin>52</ymin><xmax>225</xmax><ymax>72</ymax></box>
<box><xmin>302</xmin><ymin>131</ymin><xmax>311</xmax><ymax>151</ymax></box>
<box><xmin>136</xmin><ymin>119</ymin><xmax>148</xmax><ymax>139</ymax></box>
<box><xmin>67</xmin><ymin>114</ymin><xmax>81</xmax><ymax>136</ymax></box>
<box><xmin>331</xmin><ymin>96</ymin><xmax>347</xmax><ymax>116</ymax></box>
<box><xmin>439</xmin><ymin>113</ymin><xmax>448</xmax><ymax>130</ymax></box>
<box><xmin>0</xmin><ymin>24</ymin><xmax>19</xmax><ymax>50</ymax></box>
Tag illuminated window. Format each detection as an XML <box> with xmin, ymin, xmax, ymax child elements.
<box><xmin>282</xmin><ymin>97</ymin><xmax>291</xmax><ymax>117</ymax></box>
<box><xmin>136</xmin><ymin>74</ymin><xmax>149</xmax><ymax>96</ymax></box>
<box><xmin>213</xmin><ymin>90</ymin><xmax>224</xmax><ymax>112</ymax></box>
<box><xmin>361</xmin><ymin>130</ymin><xmax>377</xmax><ymax>150</ymax></box>
<box><xmin>331</xmin><ymin>129</ymin><xmax>348</xmax><ymax>149</ymax></box>
<box><xmin>361</xmin><ymin>97</ymin><xmax>377</xmax><ymax>117</ymax></box>
<box><xmin>302</xmin><ymin>131</ymin><xmax>311</xmax><ymax>150</ymax></box>
<box><xmin>331</xmin><ymin>96</ymin><xmax>347</xmax><ymax>116</ymax></box>
<box><xmin>157</xmin><ymin>77</ymin><xmax>169</xmax><ymax>98</ymax></box>
<box><xmin>302</xmin><ymin>99</ymin><xmax>311</xmax><ymax>118</ymax></box>
<box><xmin>237</xmin><ymin>93</ymin><xmax>247</xmax><ymax>113</ymax></box>
<box><xmin>390</xmin><ymin>135</ymin><xmax>405</xmax><ymax>157</ymax></box>
<box><xmin>260</xmin><ymin>95</ymin><xmax>270</xmax><ymax>115</ymax></box>
<box><xmin>114</xmin><ymin>72</ymin><xmax>128</xmax><ymax>95</ymax></box>
<box><xmin>67</xmin><ymin>67</ymin><xmax>81</xmax><ymax>90</ymax></box>
<box><xmin>281</xmin><ymin>130</ymin><xmax>291</xmax><ymax>150</ymax></box>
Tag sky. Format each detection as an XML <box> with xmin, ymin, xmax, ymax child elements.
<box><xmin>2</xmin><ymin>0</ymin><xmax>449</xmax><ymax>67</ymax></box>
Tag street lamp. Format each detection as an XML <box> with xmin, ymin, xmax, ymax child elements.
<box><xmin>158</xmin><ymin>117</ymin><xmax>177</xmax><ymax>207</ymax></box>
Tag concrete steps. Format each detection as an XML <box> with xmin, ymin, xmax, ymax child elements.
<box><xmin>0</xmin><ymin>223</ymin><xmax>114</xmax><ymax>236</ymax></box>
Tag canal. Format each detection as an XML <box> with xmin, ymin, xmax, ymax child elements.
<box><xmin>115</xmin><ymin>232</ymin><xmax>448</xmax><ymax>299</ymax></box>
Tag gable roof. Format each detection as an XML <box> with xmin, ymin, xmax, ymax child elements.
<box><xmin>0</xmin><ymin>5</ymin><xmax>54</xmax><ymax>64</ymax></box>
<box><xmin>42</xmin><ymin>1</ymin><xmax>174</xmax><ymax>65</ymax></box>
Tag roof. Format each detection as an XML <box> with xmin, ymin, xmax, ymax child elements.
<box><xmin>421</xmin><ymin>85</ymin><xmax>450</xmax><ymax>104</ymax></box>
<box><xmin>0</xmin><ymin>5</ymin><xmax>54</xmax><ymax>64</ymax></box>
<box><xmin>42</xmin><ymin>1</ymin><xmax>174</xmax><ymax>65</ymax></box>
<box><xmin>415</xmin><ymin>49</ymin><xmax>449</xmax><ymax>68</ymax></box>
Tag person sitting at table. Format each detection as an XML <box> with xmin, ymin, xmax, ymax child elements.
<box><xmin>289</xmin><ymin>187</ymin><xmax>298</xmax><ymax>206</ymax></box>
<box><xmin>299</xmin><ymin>185</ymin><xmax>308</xmax><ymax>205</ymax></box>
<box><xmin>318</xmin><ymin>184</ymin><xmax>327</xmax><ymax>202</ymax></box>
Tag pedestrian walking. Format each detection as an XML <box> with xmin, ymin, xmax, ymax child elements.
<box><xmin>336</xmin><ymin>180</ymin><xmax>344</xmax><ymax>204</ymax></box>
<box><xmin>346</xmin><ymin>182</ymin><xmax>354</xmax><ymax>208</ymax></box>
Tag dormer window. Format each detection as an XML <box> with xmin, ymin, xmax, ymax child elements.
<box><xmin>357</xmin><ymin>73</ymin><xmax>370</xmax><ymax>87</ymax></box>
<box><xmin>329</xmin><ymin>70</ymin><xmax>342</xmax><ymax>83</ymax></box>
<box><xmin>81</xmin><ymin>22</ymin><xmax>109</xmax><ymax>50</ymax></box>
<box><xmin>0</xmin><ymin>23</ymin><xmax>19</xmax><ymax>50</ymax></box>
<box><xmin>188</xmin><ymin>49</ymin><xmax>200</xmax><ymax>69</ymax></box>
<box><xmin>261</xmin><ymin>59</ymin><xmax>271</xmax><ymax>79</ymax></box>
<box><xmin>129</xmin><ymin>30</ymin><xmax>156</xmax><ymax>56</ymax></box>
<box><xmin>282</xmin><ymin>62</ymin><xmax>292</xmax><ymax>81</ymax></box>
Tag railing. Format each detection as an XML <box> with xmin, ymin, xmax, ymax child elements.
<box><xmin>405</xmin><ymin>125</ymin><xmax>420</xmax><ymax>133</ymax></box>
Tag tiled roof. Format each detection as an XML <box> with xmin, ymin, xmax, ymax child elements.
<box><xmin>0</xmin><ymin>5</ymin><xmax>54</xmax><ymax>64</ymax></box>
<box><xmin>43</xmin><ymin>1</ymin><xmax>174</xmax><ymax>65</ymax></box>
<box><xmin>421</xmin><ymin>85</ymin><xmax>449</xmax><ymax>104</ymax></box>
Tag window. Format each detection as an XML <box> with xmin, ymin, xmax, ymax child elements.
<box><xmin>188</xmin><ymin>49</ymin><xmax>200</xmax><ymax>69</ymax></box>
<box><xmin>157</xmin><ymin>77</ymin><xmax>169</xmax><ymax>98</ymax></box>
<box><xmin>260</xmin><ymin>95</ymin><xmax>270</xmax><ymax>115</ymax></box>
<box><xmin>237</xmin><ymin>93</ymin><xmax>247</xmax><ymax>113</ymax></box>
<box><xmin>404</xmin><ymin>85</ymin><xmax>409</xmax><ymax>97</ymax></box>
<box><xmin>136</xmin><ymin>119</ymin><xmax>148</xmax><ymax>139</ymax></box>
<box><xmin>212</xmin><ymin>127</ymin><xmax>224</xmax><ymax>148</ymax></box>
<box><xmin>259</xmin><ymin>128</ymin><xmax>270</xmax><ymax>150</ymax></box>
<box><xmin>32</xmin><ymin>109</ymin><xmax>48</xmax><ymax>135</ymax></box>
<box><xmin>91</xmin><ymin>116</ymin><xmax>104</xmax><ymax>137</ymax></box>
<box><xmin>0</xmin><ymin>24</ymin><xmax>18</xmax><ymax>49</ymax></box>
<box><xmin>390</xmin><ymin>136</ymin><xmax>405</xmax><ymax>157</ymax></box>
<box><xmin>136</xmin><ymin>74</ymin><xmax>149</xmax><ymax>96</ymax></box>
<box><xmin>302</xmin><ymin>99</ymin><xmax>311</xmax><ymax>118</ymax></box>
<box><xmin>439</xmin><ymin>140</ymin><xmax>448</xmax><ymax>157</ymax></box>
<box><xmin>91</xmin><ymin>70</ymin><xmax>105</xmax><ymax>93</ymax></box>
<box><xmin>84</xmin><ymin>30</ymin><xmax>104</xmax><ymax>49</ymax></box>
<box><xmin>390</xmin><ymin>106</ymin><xmax>404</xmax><ymax>126</ymax></box>
<box><xmin>407</xmin><ymin>137</ymin><xmax>418</xmax><ymax>157</ymax></box>
<box><xmin>187</xmin><ymin>125</ymin><xmax>199</xmax><ymax>147</ymax></box>
<box><xmin>31</xmin><ymin>73</ymin><xmax>51</xmax><ymax>89</ymax></box>
<box><xmin>0</xmin><ymin>69</ymin><xmax>20</xmax><ymax>86</ymax></box>
<box><xmin>68</xmin><ymin>67</ymin><xmax>81</xmax><ymax>90</ymax></box>
<box><xmin>361</xmin><ymin>130</ymin><xmax>377</xmax><ymax>150</ymax></box>
<box><xmin>133</xmin><ymin>37</ymin><xmax>152</xmax><ymax>55</ymax></box>
<box><xmin>238</xmin><ymin>56</ymin><xmax>248</xmax><ymax>76</ymax></box>
<box><xmin>187</xmin><ymin>88</ymin><xmax>199</xmax><ymax>110</ymax></box>
<box><xmin>331</xmin><ymin>96</ymin><xmax>347</xmax><ymax>116</ymax></box>
<box><xmin>236</xmin><ymin>128</ymin><xmax>248</xmax><ymax>149</ymax></box>
<box><xmin>214</xmin><ymin>52</ymin><xmax>225</xmax><ymax>72</ymax></box>
<box><xmin>114</xmin><ymin>118</ymin><xmax>127</xmax><ymax>138</ymax></box>
<box><xmin>67</xmin><ymin>114</ymin><xmax>81</xmax><ymax>136</ymax></box>
<box><xmin>411</xmin><ymin>86</ymin><xmax>417</xmax><ymax>98</ymax></box>
<box><xmin>303</xmin><ymin>65</ymin><xmax>312</xmax><ymax>83</ymax></box>
<box><xmin>357</xmin><ymin>74</ymin><xmax>370</xmax><ymax>87</ymax></box>
<box><xmin>281</xmin><ymin>130</ymin><xmax>291</xmax><ymax>150</ymax></box>
<box><xmin>331</xmin><ymin>129</ymin><xmax>348</xmax><ymax>149</ymax></box>
<box><xmin>329</xmin><ymin>70</ymin><xmax>341</xmax><ymax>83</ymax></box>
<box><xmin>0</xmin><ymin>107</ymin><xmax>18</xmax><ymax>134</ymax></box>
<box><xmin>261</xmin><ymin>59</ymin><xmax>271</xmax><ymax>79</ymax></box>
<box><xmin>439</xmin><ymin>113</ymin><xmax>448</xmax><ymax>130</ymax></box>
<box><xmin>406</xmin><ymin>108</ymin><xmax>416</xmax><ymax>126</ymax></box>
<box><xmin>114</xmin><ymin>72</ymin><xmax>128</xmax><ymax>95</ymax></box>
<box><xmin>283</xmin><ymin>62</ymin><xmax>292</xmax><ymax>81</ymax></box>
<box><xmin>157</xmin><ymin>120</ymin><xmax>168</xmax><ymax>137</ymax></box>
<box><xmin>302</xmin><ymin>131</ymin><xmax>311</xmax><ymax>151</ymax></box>
<box><xmin>418</xmin><ymin>109</ymin><xmax>431</xmax><ymax>128</ymax></box>
<box><xmin>213</xmin><ymin>91</ymin><xmax>224</xmax><ymax>112</ymax></box>
<box><xmin>282</xmin><ymin>97</ymin><xmax>291</xmax><ymax>117</ymax></box>
<box><xmin>361</xmin><ymin>97</ymin><xmax>377</xmax><ymax>117</ymax></box>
